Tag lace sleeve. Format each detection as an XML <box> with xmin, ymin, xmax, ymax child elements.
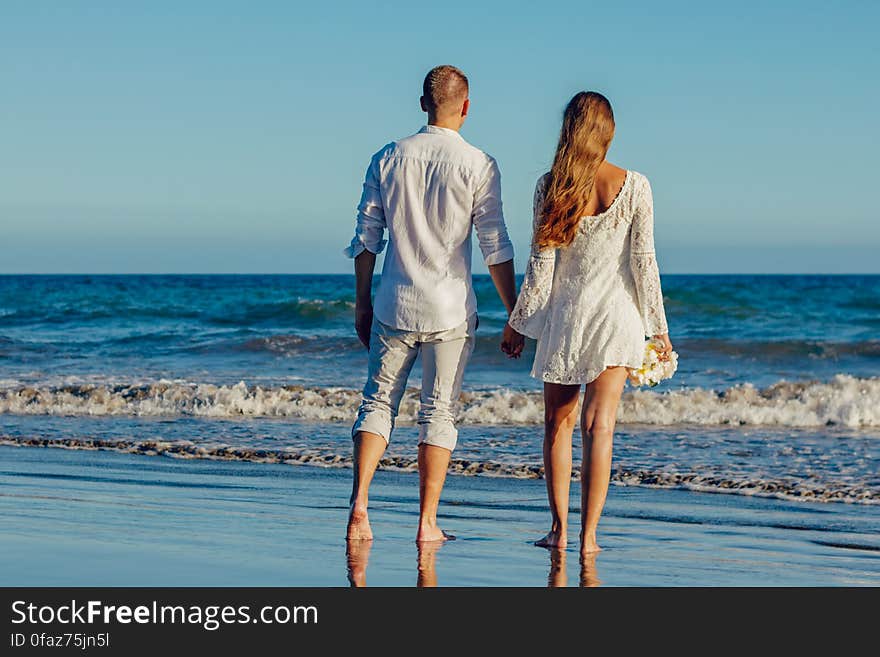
<box><xmin>630</xmin><ymin>174</ymin><xmax>668</xmax><ymax>336</ymax></box>
<box><xmin>508</xmin><ymin>175</ymin><xmax>555</xmax><ymax>339</ymax></box>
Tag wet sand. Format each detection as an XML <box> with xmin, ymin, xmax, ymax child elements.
<box><xmin>1</xmin><ymin>445</ymin><xmax>878</xmax><ymax>586</ymax></box>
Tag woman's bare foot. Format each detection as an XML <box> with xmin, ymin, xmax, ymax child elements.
<box><xmin>346</xmin><ymin>503</ymin><xmax>373</xmax><ymax>541</ymax></box>
<box><xmin>580</xmin><ymin>532</ymin><xmax>602</xmax><ymax>555</ymax></box>
<box><xmin>534</xmin><ymin>528</ymin><xmax>567</xmax><ymax>548</ymax></box>
<box><xmin>416</xmin><ymin>525</ymin><xmax>455</xmax><ymax>543</ymax></box>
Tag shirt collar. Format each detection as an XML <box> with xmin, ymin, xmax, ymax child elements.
<box><xmin>418</xmin><ymin>124</ymin><xmax>464</xmax><ymax>140</ymax></box>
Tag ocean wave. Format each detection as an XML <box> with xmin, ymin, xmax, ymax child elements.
<box><xmin>206</xmin><ymin>298</ymin><xmax>354</xmax><ymax>325</ymax></box>
<box><xmin>233</xmin><ymin>333</ymin><xmax>530</xmax><ymax>357</ymax></box>
<box><xmin>2</xmin><ymin>436</ymin><xmax>874</xmax><ymax>504</ymax></box>
<box><xmin>678</xmin><ymin>338</ymin><xmax>880</xmax><ymax>360</ymax></box>
<box><xmin>0</xmin><ymin>297</ymin><xmax>355</xmax><ymax>327</ymax></box>
<box><xmin>0</xmin><ymin>375</ymin><xmax>878</xmax><ymax>427</ymax></box>
<box><xmin>9</xmin><ymin>325</ymin><xmax>879</xmax><ymax>366</ymax></box>
<box><xmin>234</xmin><ymin>333</ymin><xmax>361</xmax><ymax>355</ymax></box>
<box><xmin>0</xmin><ymin>305</ymin><xmax>203</xmax><ymax>324</ymax></box>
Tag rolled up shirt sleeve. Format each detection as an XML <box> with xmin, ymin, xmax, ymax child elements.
<box><xmin>472</xmin><ymin>157</ymin><xmax>514</xmax><ymax>266</ymax></box>
<box><xmin>344</xmin><ymin>153</ymin><xmax>388</xmax><ymax>258</ymax></box>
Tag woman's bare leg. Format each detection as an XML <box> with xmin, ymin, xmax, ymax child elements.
<box><xmin>580</xmin><ymin>366</ymin><xmax>627</xmax><ymax>554</ymax></box>
<box><xmin>535</xmin><ymin>382</ymin><xmax>580</xmax><ymax>548</ymax></box>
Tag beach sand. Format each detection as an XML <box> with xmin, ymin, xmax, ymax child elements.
<box><xmin>1</xmin><ymin>444</ymin><xmax>878</xmax><ymax>586</ymax></box>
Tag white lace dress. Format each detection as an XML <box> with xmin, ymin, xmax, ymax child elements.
<box><xmin>509</xmin><ymin>170</ymin><xmax>668</xmax><ymax>385</ymax></box>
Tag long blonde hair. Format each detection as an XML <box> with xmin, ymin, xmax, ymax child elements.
<box><xmin>535</xmin><ymin>92</ymin><xmax>615</xmax><ymax>249</ymax></box>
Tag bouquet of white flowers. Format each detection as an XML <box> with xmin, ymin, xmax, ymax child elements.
<box><xmin>627</xmin><ymin>338</ymin><xmax>678</xmax><ymax>387</ymax></box>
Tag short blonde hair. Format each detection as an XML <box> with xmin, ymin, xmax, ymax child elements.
<box><xmin>422</xmin><ymin>65</ymin><xmax>469</xmax><ymax>115</ymax></box>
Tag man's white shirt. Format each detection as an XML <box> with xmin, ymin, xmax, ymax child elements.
<box><xmin>345</xmin><ymin>125</ymin><xmax>514</xmax><ymax>332</ymax></box>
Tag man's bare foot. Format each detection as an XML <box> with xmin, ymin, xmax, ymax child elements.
<box><xmin>534</xmin><ymin>529</ymin><xmax>567</xmax><ymax>548</ymax></box>
<box><xmin>416</xmin><ymin>525</ymin><xmax>455</xmax><ymax>543</ymax></box>
<box><xmin>346</xmin><ymin>503</ymin><xmax>373</xmax><ymax>540</ymax></box>
<box><xmin>580</xmin><ymin>532</ymin><xmax>602</xmax><ymax>555</ymax></box>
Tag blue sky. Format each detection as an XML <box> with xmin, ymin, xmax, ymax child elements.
<box><xmin>1</xmin><ymin>1</ymin><xmax>877</xmax><ymax>273</ymax></box>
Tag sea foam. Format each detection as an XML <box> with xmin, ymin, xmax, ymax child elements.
<box><xmin>1</xmin><ymin>435</ymin><xmax>875</xmax><ymax>504</ymax></box>
<box><xmin>1</xmin><ymin>375</ymin><xmax>878</xmax><ymax>428</ymax></box>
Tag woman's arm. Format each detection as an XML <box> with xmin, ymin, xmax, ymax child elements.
<box><xmin>507</xmin><ymin>176</ymin><xmax>556</xmax><ymax>342</ymax></box>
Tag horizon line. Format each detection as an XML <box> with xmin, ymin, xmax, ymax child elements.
<box><xmin>1</xmin><ymin>272</ymin><xmax>879</xmax><ymax>277</ymax></box>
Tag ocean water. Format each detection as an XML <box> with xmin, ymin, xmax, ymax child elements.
<box><xmin>1</xmin><ymin>274</ymin><xmax>878</xmax><ymax>504</ymax></box>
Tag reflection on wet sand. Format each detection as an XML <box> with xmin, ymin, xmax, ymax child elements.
<box><xmin>346</xmin><ymin>540</ymin><xmax>372</xmax><ymax>587</ymax></box>
<box><xmin>545</xmin><ymin>548</ymin><xmax>602</xmax><ymax>587</ymax></box>
<box><xmin>417</xmin><ymin>540</ymin><xmax>447</xmax><ymax>587</ymax></box>
<box><xmin>346</xmin><ymin>539</ymin><xmax>449</xmax><ymax>587</ymax></box>
<box><xmin>579</xmin><ymin>552</ymin><xmax>602</xmax><ymax>587</ymax></box>
<box><xmin>348</xmin><ymin>539</ymin><xmax>601</xmax><ymax>587</ymax></box>
<box><xmin>547</xmin><ymin>548</ymin><xmax>567</xmax><ymax>587</ymax></box>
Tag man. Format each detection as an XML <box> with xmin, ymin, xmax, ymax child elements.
<box><xmin>344</xmin><ymin>65</ymin><xmax>524</xmax><ymax>542</ymax></box>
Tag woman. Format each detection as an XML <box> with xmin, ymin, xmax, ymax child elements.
<box><xmin>502</xmin><ymin>91</ymin><xmax>672</xmax><ymax>554</ymax></box>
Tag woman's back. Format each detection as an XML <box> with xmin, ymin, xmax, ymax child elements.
<box><xmin>552</xmin><ymin>166</ymin><xmax>638</xmax><ymax>281</ymax></box>
<box><xmin>583</xmin><ymin>162</ymin><xmax>628</xmax><ymax>217</ymax></box>
<box><xmin>510</xmin><ymin>168</ymin><xmax>667</xmax><ymax>385</ymax></box>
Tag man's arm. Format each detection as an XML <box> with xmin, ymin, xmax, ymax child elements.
<box><xmin>345</xmin><ymin>152</ymin><xmax>386</xmax><ymax>350</ymax></box>
<box><xmin>488</xmin><ymin>259</ymin><xmax>517</xmax><ymax>315</ymax></box>
<box><xmin>354</xmin><ymin>250</ymin><xmax>377</xmax><ymax>349</ymax></box>
<box><xmin>473</xmin><ymin>159</ymin><xmax>524</xmax><ymax>358</ymax></box>
<box><xmin>472</xmin><ymin>158</ymin><xmax>515</xmax><ymax>271</ymax></box>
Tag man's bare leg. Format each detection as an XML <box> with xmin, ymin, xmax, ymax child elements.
<box><xmin>416</xmin><ymin>443</ymin><xmax>454</xmax><ymax>542</ymax></box>
<box><xmin>347</xmin><ymin>431</ymin><xmax>387</xmax><ymax>540</ymax></box>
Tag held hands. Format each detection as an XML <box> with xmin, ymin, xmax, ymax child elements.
<box><xmin>653</xmin><ymin>333</ymin><xmax>673</xmax><ymax>361</ymax></box>
<box><xmin>355</xmin><ymin>304</ymin><xmax>373</xmax><ymax>350</ymax></box>
<box><xmin>501</xmin><ymin>322</ymin><xmax>525</xmax><ymax>359</ymax></box>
